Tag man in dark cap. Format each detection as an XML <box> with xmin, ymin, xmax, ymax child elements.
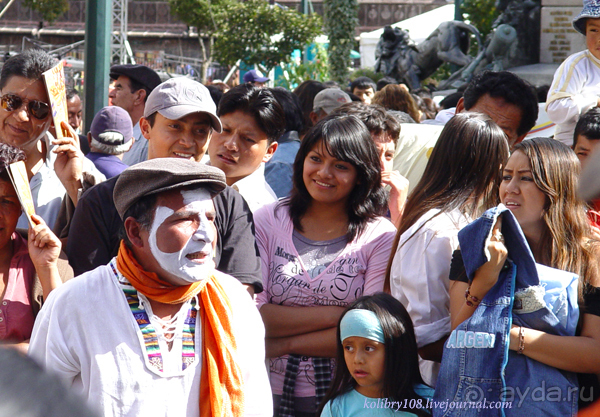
<box><xmin>67</xmin><ymin>77</ymin><xmax>263</xmax><ymax>296</ymax></box>
<box><xmin>109</xmin><ymin>64</ymin><xmax>162</xmax><ymax>166</ymax></box>
<box><xmin>242</xmin><ymin>69</ymin><xmax>269</xmax><ymax>88</ymax></box>
<box><xmin>30</xmin><ymin>158</ymin><xmax>271</xmax><ymax>416</ymax></box>
<box><xmin>86</xmin><ymin>105</ymin><xmax>134</xmax><ymax>178</ymax></box>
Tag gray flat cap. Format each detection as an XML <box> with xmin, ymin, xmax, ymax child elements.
<box><xmin>114</xmin><ymin>158</ymin><xmax>227</xmax><ymax>219</ymax></box>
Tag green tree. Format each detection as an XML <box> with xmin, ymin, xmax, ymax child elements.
<box><xmin>171</xmin><ymin>0</ymin><xmax>321</xmax><ymax>82</ymax></box>
<box><xmin>461</xmin><ymin>0</ymin><xmax>499</xmax><ymax>39</ymax></box>
<box><xmin>324</xmin><ymin>0</ymin><xmax>357</xmax><ymax>84</ymax></box>
<box><xmin>277</xmin><ymin>43</ymin><xmax>329</xmax><ymax>89</ymax></box>
<box><xmin>170</xmin><ymin>0</ymin><xmax>234</xmax><ymax>82</ymax></box>
<box><xmin>24</xmin><ymin>0</ymin><xmax>68</xmax><ymax>23</ymax></box>
<box><xmin>214</xmin><ymin>0</ymin><xmax>321</xmax><ymax>71</ymax></box>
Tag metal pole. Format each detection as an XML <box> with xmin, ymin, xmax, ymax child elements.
<box><xmin>0</xmin><ymin>0</ymin><xmax>16</xmax><ymax>20</ymax></box>
<box><xmin>454</xmin><ymin>0</ymin><xmax>462</xmax><ymax>21</ymax></box>
<box><xmin>83</xmin><ymin>0</ymin><xmax>111</xmax><ymax>132</ymax></box>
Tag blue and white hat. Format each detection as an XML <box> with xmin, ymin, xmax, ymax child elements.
<box><xmin>573</xmin><ymin>0</ymin><xmax>600</xmax><ymax>35</ymax></box>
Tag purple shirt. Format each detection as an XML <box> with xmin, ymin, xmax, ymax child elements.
<box><xmin>86</xmin><ymin>152</ymin><xmax>129</xmax><ymax>178</ymax></box>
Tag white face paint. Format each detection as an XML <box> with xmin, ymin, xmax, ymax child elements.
<box><xmin>149</xmin><ymin>188</ymin><xmax>216</xmax><ymax>283</ymax></box>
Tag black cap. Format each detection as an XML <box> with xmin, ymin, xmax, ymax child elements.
<box><xmin>109</xmin><ymin>64</ymin><xmax>162</xmax><ymax>92</ymax></box>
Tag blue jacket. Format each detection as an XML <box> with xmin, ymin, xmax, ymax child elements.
<box><xmin>433</xmin><ymin>205</ymin><xmax>579</xmax><ymax>416</ymax></box>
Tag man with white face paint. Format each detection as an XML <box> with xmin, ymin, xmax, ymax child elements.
<box><xmin>29</xmin><ymin>158</ymin><xmax>272</xmax><ymax>417</ymax></box>
<box><xmin>66</xmin><ymin>77</ymin><xmax>262</xmax><ymax>297</ymax></box>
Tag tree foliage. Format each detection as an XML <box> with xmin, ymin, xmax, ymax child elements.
<box><xmin>170</xmin><ymin>0</ymin><xmax>233</xmax><ymax>81</ymax></box>
<box><xmin>24</xmin><ymin>0</ymin><xmax>68</xmax><ymax>23</ymax></box>
<box><xmin>170</xmin><ymin>0</ymin><xmax>322</xmax><ymax>81</ymax></box>
<box><xmin>461</xmin><ymin>0</ymin><xmax>499</xmax><ymax>39</ymax></box>
<box><xmin>324</xmin><ymin>0</ymin><xmax>358</xmax><ymax>84</ymax></box>
<box><xmin>214</xmin><ymin>0</ymin><xmax>322</xmax><ymax>70</ymax></box>
<box><xmin>277</xmin><ymin>43</ymin><xmax>329</xmax><ymax>90</ymax></box>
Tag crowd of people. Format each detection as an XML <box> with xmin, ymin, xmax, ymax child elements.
<box><xmin>2</xmin><ymin>1</ymin><xmax>600</xmax><ymax>416</ymax></box>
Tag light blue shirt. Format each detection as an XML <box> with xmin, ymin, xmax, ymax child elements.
<box><xmin>121</xmin><ymin>121</ymin><xmax>147</xmax><ymax>166</ymax></box>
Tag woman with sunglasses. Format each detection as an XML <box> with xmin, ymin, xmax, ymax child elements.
<box><xmin>0</xmin><ymin>143</ymin><xmax>72</xmax><ymax>353</ymax></box>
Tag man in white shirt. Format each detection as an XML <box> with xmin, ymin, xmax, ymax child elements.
<box><xmin>30</xmin><ymin>158</ymin><xmax>272</xmax><ymax>417</ymax></box>
<box><xmin>208</xmin><ymin>84</ymin><xmax>284</xmax><ymax>212</ymax></box>
<box><xmin>394</xmin><ymin>71</ymin><xmax>539</xmax><ymax>192</ymax></box>
<box><xmin>109</xmin><ymin>64</ymin><xmax>161</xmax><ymax>166</ymax></box>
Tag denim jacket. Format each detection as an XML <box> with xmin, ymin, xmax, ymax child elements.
<box><xmin>433</xmin><ymin>205</ymin><xmax>579</xmax><ymax>416</ymax></box>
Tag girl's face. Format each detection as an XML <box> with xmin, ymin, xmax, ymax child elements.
<box><xmin>343</xmin><ymin>336</ymin><xmax>386</xmax><ymax>398</ymax></box>
<box><xmin>303</xmin><ymin>141</ymin><xmax>358</xmax><ymax>208</ymax></box>
<box><xmin>499</xmin><ymin>150</ymin><xmax>547</xmax><ymax>238</ymax></box>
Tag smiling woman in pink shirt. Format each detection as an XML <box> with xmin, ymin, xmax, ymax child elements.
<box><xmin>254</xmin><ymin>114</ymin><xmax>396</xmax><ymax>417</ymax></box>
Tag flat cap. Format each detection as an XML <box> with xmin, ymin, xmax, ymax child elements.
<box><xmin>114</xmin><ymin>158</ymin><xmax>227</xmax><ymax>219</ymax></box>
<box><xmin>110</xmin><ymin>64</ymin><xmax>162</xmax><ymax>92</ymax></box>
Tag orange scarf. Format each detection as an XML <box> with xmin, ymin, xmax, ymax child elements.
<box><xmin>117</xmin><ymin>242</ymin><xmax>245</xmax><ymax>416</ymax></box>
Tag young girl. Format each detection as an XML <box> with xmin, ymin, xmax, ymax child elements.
<box><xmin>385</xmin><ymin>112</ymin><xmax>510</xmax><ymax>386</ymax></box>
<box><xmin>255</xmin><ymin>114</ymin><xmax>397</xmax><ymax>417</ymax></box>
<box><xmin>319</xmin><ymin>293</ymin><xmax>433</xmax><ymax>417</ymax></box>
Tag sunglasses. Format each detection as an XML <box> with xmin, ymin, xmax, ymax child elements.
<box><xmin>0</xmin><ymin>93</ymin><xmax>50</xmax><ymax>120</ymax></box>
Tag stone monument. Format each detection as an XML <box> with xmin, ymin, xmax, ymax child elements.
<box><xmin>540</xmin><ymin>0</ymin><xmax>586</xmax><ymax>63</ymax></box>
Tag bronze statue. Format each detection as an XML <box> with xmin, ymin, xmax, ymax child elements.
<box><xmin>375</xmin><ymin>21</ymin><xmax>482</xmax><ymax>90</ymax></box>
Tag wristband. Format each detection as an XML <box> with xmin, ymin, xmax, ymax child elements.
<box><xmin>517</xmin><ymin>326</ymin><xmax>525</xmax><ymax>355</ymax></box>
<box><xmin>465</xmin><ymin>286</ymin><xmax>481</xmax><ymax>307</ymax></box>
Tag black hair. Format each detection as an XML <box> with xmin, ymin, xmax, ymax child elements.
<box><xmin>66</xmin><ymin>88</ymin><xmax>80</xmax><ymax>101</ymax></box>
<box><xmin>119</xmin><ymin>193</ymin><xmax>158</xmax><ymax>248</ymax></box>
<box><xmin>463</xmin><ymin>71</ymin><xmax>538</xmax><ymax>137</ymax></box>
<box><xmin>376</xmin><ymin>76</ymin><xmax>397</xmax><ymax>91</ymax></box>
<box><xmin>293</xmin><ymin>80</ymin><xmax>327</xmax><ymax>135</ymax></box>
<box><xmin>281</xmin><ymin>114</ymin><xmax>387</xmax><ymax>241</ymax></box>
<box><xmin>439</xmin><ymin>91</ymin><xmax>463</xmax><ymax>110</ymax></box>
<box><xmin>128</xmin><ymin>78</ymin><xmax>153</xmax><ymax>104</ymax></box>
<box><xmin>144</xmin><ymin>112</ymin><xmax>157</xmax><ymax>128</ymax></box>
<box><xmin>0</xmin><ymin>49</ymin><xmax>57</xmax><ymax>90</ymax></box>
<box><xmin>206</xmin><ymin>85</ymin><xmax>224</xmax><ymax>108</ymax></box>
<box><xmin>574</xmin><ymin>107</ymin><xmax>600</xmax><ymax>146</ymax></box>
<box><xmin>217</xmin><ymin>83</ymin><xmax>285</xmax><ymax>144</ymax></box>
<box><xmin>317</xmin><ymin>293</ymin><xmax>430</xmax><ymax>417</ymax></box>
<box><xmin>332</xmin><ymin>102</ymin><xmax>400</xmax><ymax>146</ymax></box>
<box><xmin>347</xmin><ymin>92</ymin><xmax>362</xmax><ymax>102</ymax></box>
<box><xmin>350</xmin><ymin>76</ymin><xmax>376</xmax><ymax>93</ymax></box>
<box><xmin>270</xmin><ymin>87</ymin><xmax>304</xmax><ymax>133</ymax></box>
<box><xmin>0</xmin><ymin>143</ymin><xmax>26</xmax><ymax>183</ymax></box>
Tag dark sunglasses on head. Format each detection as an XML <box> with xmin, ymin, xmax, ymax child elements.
<box><xmin>0</xmin><ymin>93</ymin><xmax>50</xmax><ymax>120</ymax></box>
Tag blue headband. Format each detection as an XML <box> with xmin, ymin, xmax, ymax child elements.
<box><xmin>340</xmin><ymin>309</ymin><xmax>385</xmax><ymax>343</ymax></box>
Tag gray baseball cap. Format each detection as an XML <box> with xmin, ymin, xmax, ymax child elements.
<box><xmin>313</xmin><ymin>88</ymin><xmax>352</xmax><ymax>114</ymax></box>
<box><xmin>143</xmin><ymin>77</ymin><xmax>222</xmax><ymax>132</ymax></box>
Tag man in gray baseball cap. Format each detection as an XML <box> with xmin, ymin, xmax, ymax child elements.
<box><xmin>67</xmin><ymin>77</ymin><xmax>263</xmax><ymax>296</ymax></box>
<box><xmin>31</xmin><ymin>157</ymin><xmax>272</xmax><ymax>416</ymax></box>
